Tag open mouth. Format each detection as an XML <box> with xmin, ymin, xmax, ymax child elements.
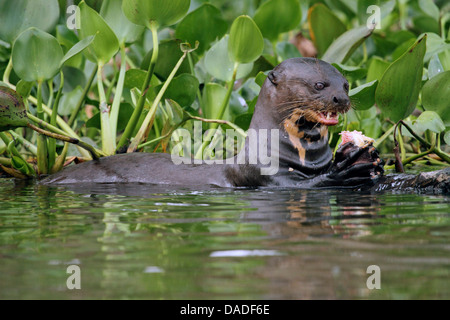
<box><xmin>317</xmin><ymin>111</ymin><xmax>339</xmax><ymax>126</ymax></box>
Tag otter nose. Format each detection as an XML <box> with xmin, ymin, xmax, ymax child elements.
<box><xmin>333</xmin><ymin>94</ymin><xmax>350</xmax><ymax>107</ymax></box>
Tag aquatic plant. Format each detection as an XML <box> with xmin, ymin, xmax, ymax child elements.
<box><xmin>0</xmin><ymin>0</ymin><xmax>449</xmax><ymax>179</ymax></box>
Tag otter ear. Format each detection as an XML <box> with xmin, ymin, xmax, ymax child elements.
<box><xmin>268</xmin><ymin>71</ymin><xmax>279</xmax><ymax>86</ymax></box>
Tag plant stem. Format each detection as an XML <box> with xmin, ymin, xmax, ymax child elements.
<box><xmin>4</xmin><ymin>82</ymin><xmax>92</xmax><ymax>159</ymax></box>
<box><xmin>117</xmin><ymin>24</ymin><xmax>159</xmax><ymax>152</ymax></box>
<box><xmin>0</xmin><ymin>131</ymin><xmax>36</xmax><ymax>176</ymax></box>
<box><xmin>374</xmin><ymin>124</ymin><xmax>395</xmax><ymax>148</ymax></box>
<box><xmin>187</xmin><ymin>52</ymin><xmax>205</xmax><ymax>115</ymax></box>
<box><xmin>189</xmin><ymin>115</ymin><xmax>247</xmax><ymax>138</ymax></box>
<box><xmin>9</xmin><ymin>130</ymin><xmax>38</xmax><ymax>156</ymax></box>
<box><xmin>48</xmin><ymin>72</ymin><xmax>64</xmax><ymax>171</ymax></box>
<box><xmin>195</xmin><ymin>63</ymin><xmax>239</xmax><ymax>159</ymax></box>
<box><xmin>110</xmin><ymin>44</ymin><xmax>127</xmax><ymax>139</ymax></box>
<box><xmin>2</xmin><ymin>59</ymin><xmax>13</xmax><ymax>84</ymax></box>
<box><xmin>0</xmin><ymin>157</ymin><xmax>11</xmax><ymax>166</ymax></box>
<box><xmin>27</xmin><ymin>123</ymin><xmax>102</xmax><ymax>161</ymax></box>
<box><xmin>127</xmin><ymin>51</ymin><xmax>188</xmax><ymax>153</ymax></box>
<box><xmin>36</xmin><ymin>81</ymin><xmax>49</xmax><ymax>175</ymax></box>
<box><xmin>97</xmin><ymin>64</ymin><xmax>115</xmax><ymax>155</ymax></box>
<box><xmin>399</xmin><ymin>120</ymin><xmax>431</xmax><ymax>148</ymax></box>
<box><xmin>27</xmin><ymin>113</ymin><xmax>105</xmax><ymax>160</ymax></box>
<box><xmin>67</xmin><ymin>66</ymin><xmax>97</xmax><ymax>127</ymax></box>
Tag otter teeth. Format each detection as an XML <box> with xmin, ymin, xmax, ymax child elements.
<box><xmin>325</xmin><ymin>112</ymin><xmax>336</xmax><ymax>119</ymax></box>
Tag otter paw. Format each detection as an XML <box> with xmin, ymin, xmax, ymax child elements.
<box><xmin>330</xmin><ymin>142</ymin><xmax>384</xmax><ymax>180</ymax></box>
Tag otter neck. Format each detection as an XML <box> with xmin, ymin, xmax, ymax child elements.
<box><xmin>240</xmin><ymin>83</ymin><xmax>333</xmax><ymax>176</ymax></box>
<box><xmin>280</xmin><ymin>119</ymin><xmax>332</xmax><ymax>175</ymax></box>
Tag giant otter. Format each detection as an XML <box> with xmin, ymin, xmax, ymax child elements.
<box><xmin>40</xmin><ymin>58</ymin><xmax>388</xmax><ymax>188</ymax></box>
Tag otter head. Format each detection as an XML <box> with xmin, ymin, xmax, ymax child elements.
<box><xmin>267</xmin><ymin>57</ymin><xmax>350</xmax><ymax>127</ymax></box>
<box><xmin>249</xmin><ymin>58</ymin><xmax>351</xmax><ymax>173</ymax></box>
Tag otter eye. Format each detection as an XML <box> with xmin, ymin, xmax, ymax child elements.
<box><xmin>315</xmin><ymin>82</ymin><xmax>325</xmax><ymax>90</ymax></box>
<box><xmin>344</xmin><ymin>83</ymin><xmax>349</xmax><ymax>92</ymax></box>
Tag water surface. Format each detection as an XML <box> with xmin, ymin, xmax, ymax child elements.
<box><xmin>0</xmin><ymin>179</ymin><xmax>449</xmax><ymax>300</ymax></box>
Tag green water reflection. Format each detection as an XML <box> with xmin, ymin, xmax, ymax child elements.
<box><xmin>0</xmin><ymin>179</ymin><xmax>449</xmax><ymax>299</ymax></box>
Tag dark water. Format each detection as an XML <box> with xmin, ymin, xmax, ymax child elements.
<box><xmin>0</xmin><ymin>178</ymin><xmax>449</xmax><ymax>300</ymax></box>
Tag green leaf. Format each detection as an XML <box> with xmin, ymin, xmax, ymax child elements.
<box><xmin>87</xmin><ymin>103</ymin><xmax>134</xmax><ymax>131</ymax></box>
<box><xmin>412</xmin><ymin>111</ymin><xmax>445</xmax><ymax>134</ymax></box>
<box><xmin>254</xmin><ymin>0</ymin><xmax>301</xmax><ymax>42</ymax></box>
<box><xmin>11</xmin><ymin>155</ymin><xmax>33</xmax><ymax>176</ymax></box>
<box><xmin>161</xmin><ymin>74</ymin><xmax>199</xmax><ymax>107</ymax></box>
<box><xmin>333</xmin><ymin>64</ymin><xmax>367</xmax><ymax>83</ymax></box>
<box><xmin>122</xmin><ymin>0</ymin><xmax>190</xmax><ymax>29</ymax></box>
<box><xmin>438</xmin><ymin>50</ymin><xmax>450</xmax><ymax>71</ymax></box>
<box><xmin>175</xmin><ymin>3</ymin><xmax>227</xmax><ymax>55</ymax></box>
<box><xmin>228</xmin><ymin>16</ymin><xmax>264</xmax><ymax>64</ymax></box>
<box><xmin>15</xmin><ymin>80</ymin><xmax>34</xmax><ymax>99</ymax></box>
<box><xmin>202</xmin><ymin>83</ymin><xmax>231</xmax><ymax>121</ymax></box>
<box><xmin>350</xmin><ymin>80</ymin><xmax>378</xmax><ymax>111</ymax></box>
<box><xmin>418</xmin><ymin>0</ymin><xmax>440</xmax><ymax>22</ymax></box>
<box><xmin>391</xmin><ymin>38</ymin><xmax>416</xmax><ymax>61</ymax></box>
<box><xmin>308</xmin><ymin>4</ymin><xmax>347</xmax><ymax>55</ymax></box>
<box><xmin>375</xmin><ymin>35</ymin><xmax>427</xmax><ymax>122</ymax></box>
<box><xmin>422</xmin><ymin>70</ymin><xmax>450</xmax><ymax>123</ymax></box>
<box><xmin>255</xmin><ymin>72</ymin><xmax>268</xmax><ymax>88</ymax></box>
<box><xmin>428</xmin><ymin>54</ymin><xmax>444</xmax><ymax>79</ymax></box>
<box><xmin>276</xmin><ymin>42</ymin><xmax>302</xmax><ymax>61</ymax></box>
<box><xmin>78</xmin><ymin>1</ymin><xmax>119</xmax><ymax>65</ymax></box>
<box><xmin>366</xmin><ymin>57</ymin><xmax>390</xmax><ymax>82</ymax></box>
<box><xmin>100</xmin><ymin>0</ymin><xmax>145</xmax><ymax>45</ymax></box>
<box><xmin>57</xmin><ymin>86</ymin><xmax>84</xmax><ymax>117</ymax></box>
<box><xmin>124</xmin><ymin>69</ymin><xmax>160</xmax><ymax>90</ymax></box>
<box><xmin>444</xmin><ymin>131</ymin><xmax>450</xmax><ymax>145</ymax></box>
<box><xmin>234</xmin><ymin>113</ymin><xmax>253</xmax><ymax>131</ymax></box>
<box><xmin>0</xmin><ymin>86</ymin><xmax>29</xmax><ymax>131</ymax></box>
<box><xmin>204</xmin><ymin>36</ymin><xmax>254</xmax><ymax>82</ymax></box>
<box><xmin>60</xmin><ymin>35</ymin><xmax>95</xmax><ymax>67</ymax></box>
<box><xmin>322</xmin><ymin>25</ymin><xmax>374</xmax><ymax>64</ymax></box>
<box><xmin>12</xmin><ymin>28</ymin><xmax>64</xmax><ymax>82</ymax></box>
<box><xmin>0</xmin><ymin>0</ymin><xmax>59</xmax><ymax>43</ymax></box>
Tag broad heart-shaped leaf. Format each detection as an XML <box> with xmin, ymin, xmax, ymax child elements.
<box><xmin>161</xmin><ymin>74</ymin><xmax>199</xmax><ymax>107</ymax></box>
<box><xmin>444</xmin><ymin>131</ymin><xmax>450</xmax><ymax>145</ymax></box>
<box><xmin>148</xmin><ymin>74</ymin><xmax>199</xmax><ymax>108</ymax></box>
<box><xmin>122</xmin><ymin>0</ymin><xmax>190</xmax><ymax>29</ymax></box>
<box><xmin>228</xmin><ymin>16</ymin><xmax>264</xmax><ymax>64</ymax></box>
<box><xmin>124</xmin><ymin>69</ymin><xmax>160</xmax><ymax>90</ymax></box>
<box><xmin>254</xmin><ymin>0</ymin><xmax>301</xmax><ymax>42</ymax></box>
<box><xmin>349</xmin><ymin>80</ymin><xmax>378</xmax><ymax>111</ymax></box>
<box><xmin>175</xmin><ymin>3</ymin><xmax>227</xmax><ymax>55</ymax></box>
<box><xmin>0</xmin><ymin>86</ymin><xmax>29</xmax><ymax>131</ymax></box>
<box><xmin>375</xmin><ymin>35</ymin><xmax>427</xmax><ymax>122</ymax></box>
<box><xmin>410</xmin><ymin>111</ymin><xmax>445</xmax><ymax>135</ymax></box>
<box><xmin>418</xmin><ymin>0</ymin><xmax>440</xmax><ymax>22</ymax></box>
<box><xmin>202</xmin><ymin>83</ymin><xmax>231</xmax><ymax>122</ymax></box>
<box><xmin>422</xmin><ymin>71</ymin><xmax>450</xmax><ymax>123</ymax></box>
<box><xmin>100</xmin><ymin>0</ymin><xmax>145</xmax><ymax>45</ymax></box>
<box><xmin>205</xmin><ymin>36</ymin><xmax>254</xmax><ymax>82</ymax></box>
<box><xmin>308</xmin><ymin>4</ymin><xmax>347</xmax><ymax>55</ymax></box>
<box><xmin>0</xmin><ymin>0</ymin><xmax>59</xmax><ymax>43</ymax></box>
<box><xmin>322</xmin><ymin>25</ymin><xmax>374</xmax><ymax>64</ymax></box>
<box><xmin>78</xmin><ymin>1</ymin><xmax>119</xmax><ymax>65</ymax></box>
<box><xmin>12</xmin><ymin>28</ymin><xmax>64</xmax><ymax>82</ymax></box>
